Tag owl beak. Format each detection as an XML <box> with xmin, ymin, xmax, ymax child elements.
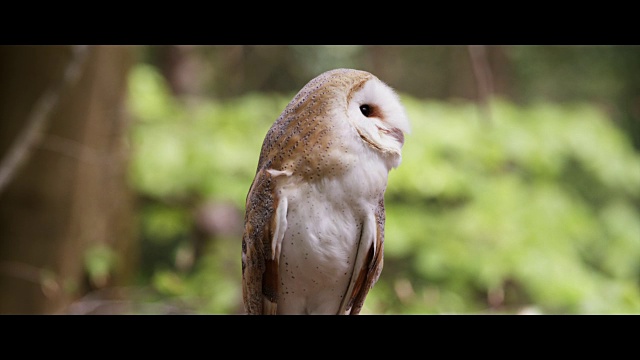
<box><xmin>378</xmin><ymin>126</ymin><xmax>405</xmax><ymax>146</ymax></box>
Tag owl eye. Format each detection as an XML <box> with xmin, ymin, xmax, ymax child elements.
<box><xmin>359</xmin><ymin>104</ymin><xmax>373</xmax><ymax>117</ymax></box>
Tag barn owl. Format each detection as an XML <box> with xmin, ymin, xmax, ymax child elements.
<box><xmin>241</xmin><ymin>68</ymin><xmax>410</xmax><ymax>314</ymax></box>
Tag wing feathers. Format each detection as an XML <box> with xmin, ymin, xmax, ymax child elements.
<box><xmin>337</xmin><ymin>195</ymin><xmax>385</xmax><ymax>315</ymax></box>
<box><xmin>344</xmin><ymin>196</ymin><xmax>386</xmax><ymax>315</ymax></box>
<box><xmin>242</xmin><ymin>167</ymin><xmax>291</xmax><ymax>314</ymax></box>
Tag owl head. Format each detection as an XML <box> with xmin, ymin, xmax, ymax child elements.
<box><xmin>259</xmin><ymin>68</ymin><xmax>410</xmax><ymax>175</ymax></box>
<box><xmin>306</xmin><ymin>68</ymin><xmax>410</xmax><ymax>168</ymax></box>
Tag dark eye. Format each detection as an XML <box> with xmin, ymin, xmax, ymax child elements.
<box><xmin>359</xmin><ymin>104</ymin><xmax>373</xmax><ymax>117</ymax></box>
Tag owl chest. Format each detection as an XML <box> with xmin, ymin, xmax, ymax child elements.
<box><xmin>281</xmin><ymin>185</ymin><xmax>363</xmax><ymax>270</ymax></box>
<box><xmin>274</xmin><ymin>166</ymin><xmax>385</xmax><ymax>313</ymax></box>
<box><xmin>277</xmin><ymin>188</ymin><xmax>363</xmax><ymax>313</ymax></box>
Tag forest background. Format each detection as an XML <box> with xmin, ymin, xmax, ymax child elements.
<box><xmin>1</xmin><ymin>45</ymin><xmax>639</xmax><ymax>314</ymax></box>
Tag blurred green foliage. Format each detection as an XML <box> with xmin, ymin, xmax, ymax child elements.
<box><xmin>128</xmin><ymin>64</ymin><xmax>640</xmax><ymax>314</ymax></box>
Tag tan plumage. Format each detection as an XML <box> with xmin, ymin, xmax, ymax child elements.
<box><xmin>241</xmin><ymin>68</ymin><xmax>410</xmax><ymax>314</ymax></box>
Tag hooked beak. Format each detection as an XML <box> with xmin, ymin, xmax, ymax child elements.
<box><xmin>378</xmin><ymin>126</ymin><xmax>404</xmax><ymax>146</ymax></box>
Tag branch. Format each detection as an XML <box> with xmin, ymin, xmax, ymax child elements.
<box><xmin>0</xmin><ymin>261</ymin><xmax>62</xmax><ymax>299</ymax></box>
<box><xmin>0</xmin><ymin>45</ymin><xmax>90</xmax><ymax>194</ymax></box>
<box><xmin>468</xmin><ymin>45</ymin><xmax>494</xmax><ymax>125</ymax></box>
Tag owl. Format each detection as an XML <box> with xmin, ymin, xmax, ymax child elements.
<box><xmin>241</xmin><ymin>68</ymin><xmax>410</xmax><ymax>314</ymax></box>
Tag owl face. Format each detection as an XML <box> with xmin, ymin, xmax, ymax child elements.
<box><xmin>345</xmin><ymin>76</ymin><xmax>410</xmax><ymax>165</ymax></box>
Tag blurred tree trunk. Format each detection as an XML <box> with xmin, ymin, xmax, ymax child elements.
<box><xmin>0</xmin><ymin>45</ymin><xmax>137</xmax><ymax>314</ymax></box>
<box><xmin>157</xmin><ymin>45</ymin><xmax>204</xmax><ymax>97</ymax></box>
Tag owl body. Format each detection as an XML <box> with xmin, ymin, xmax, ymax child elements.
<box><xmin>272</xmin><ymin>137</ymin><xmax>391</xmax><ymax>314</ymax></box>
<box><xmin>242</xmin><ymin>68</ymin><xmax>409</xmax><ymax>314</ymax></box>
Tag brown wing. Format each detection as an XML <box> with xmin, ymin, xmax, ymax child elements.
<box><xmin>344</xmin><ymin>196</ymin><xmax>386</xmax><ymax>315</ymax></box>
<box><xmin>241</xmin><ymin>168</ymin><xmax>282</xmax><ymax>314</ymax></box>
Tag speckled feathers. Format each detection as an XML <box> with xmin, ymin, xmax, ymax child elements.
<box><xmin>257</xmin><ymin>68</ymin><xmax>376</xmax><ymax>180</ymax></box>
